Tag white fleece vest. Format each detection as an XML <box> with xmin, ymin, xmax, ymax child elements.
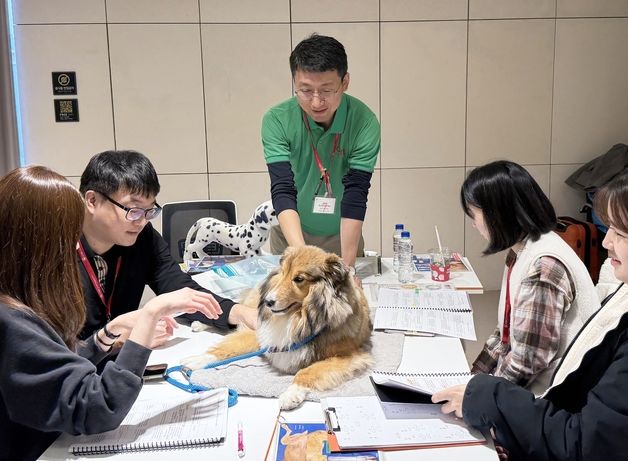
<box><xmin>545</xmin><ymin>281</ymin><xmax>628</xmax><ymax>394</ymax></box>
<box><xmin>496</xmin><ymin>231</ymin><xmax>600</xmax><ymax>395</ymax></box>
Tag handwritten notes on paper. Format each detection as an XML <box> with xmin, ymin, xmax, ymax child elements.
<box><xmin>373</xmin><ymin>287</ymin><xmax>476</xmax><ymax>340</ymax></box>
<box><xmin>321</xmin><ymin>396</ymin><xmax>485</xmax><ymax>450</ymax></box>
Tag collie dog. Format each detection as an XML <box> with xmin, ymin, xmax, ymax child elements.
<box><xmin>181</xmin><ymin>245</ymin><xmax>373</xmax><ymax>409</ymax></box>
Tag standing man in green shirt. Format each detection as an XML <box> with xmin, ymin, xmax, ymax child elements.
<box><xmin>262</xmin><ymin>34</ymin><xmax>380</xmax><ymax>273</ymax></box>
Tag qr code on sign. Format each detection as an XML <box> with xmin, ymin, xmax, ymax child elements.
<box><xmin>59</xmin><ymin>100</ymin><xmax>73</xmax><ymax>113</ymax></box>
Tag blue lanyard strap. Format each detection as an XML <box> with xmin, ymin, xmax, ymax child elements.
<box><xmin>163</xmin><ymin>328</ymin><xmax>324</xmax><ymax>404</ymax></box>
<box><xmin>264</xmin><ymin>330</ymin><xmax>321</xmax><ymax>353</ymax></box>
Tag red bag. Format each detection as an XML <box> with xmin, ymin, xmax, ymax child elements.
<box><xmin>555</xmin><ymin>216</ymin><xmax>601</xmax><ymax>283</ymax></box>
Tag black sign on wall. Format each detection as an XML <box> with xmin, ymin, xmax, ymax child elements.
<box><xmin>52</xmin><ymin>71</ymin><xmax>77</xmax><ymax>95</ymax></box>
<box><xmin>54</xmin><ymin>99</ymin><xmax>79</xmax><ymax>122</ymax></box>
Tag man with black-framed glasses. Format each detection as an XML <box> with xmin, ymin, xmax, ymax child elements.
<box><xmin>262</xmin><ymin>34</ymin><xmax>380</xmax><ymax>278</ymax></box>
<box><xmin>78</xmin><ymin>150</ymin><xmax>257</xmax><ymax>348</ymax></box>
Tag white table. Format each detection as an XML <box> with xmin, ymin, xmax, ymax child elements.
<box><xmin>360</xmin><ymin>257</ymin><xmax>484</xmax><ymax>294</ymax></box>
<box><xmin>185</xmin><ymin>255</ymin><xmax>483</xmax><ymax>304</ymax></box>
<box><xmin>41</xmin><ymin>324</ymin><xmax>496</xmax><ymax>461</ymax></box>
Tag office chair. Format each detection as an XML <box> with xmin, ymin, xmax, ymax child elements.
<box><xmin>161</xmin><ymin>200</ymin><xmax>237</xmax><ymax>263</ymax></box>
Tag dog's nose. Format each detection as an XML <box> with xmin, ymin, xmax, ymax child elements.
<box><xmin>264</xmin><ymin>298</ymin><xmax>276</xmax><ymax>308</ymax></box>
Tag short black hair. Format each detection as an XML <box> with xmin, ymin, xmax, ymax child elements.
<box><xmin>79</xmin><ymin>150</ymin><xmax>160</xmax><ymax>198</ymax></box>
<box><xmin>289</xmin><ymin>34</ymin><xmax>348</xmax><ymax>79</ymax></box>
<box><xmin>461</xmin><ymin>160</ymin><xmax>557</xmax><ymax>255</ymax></box>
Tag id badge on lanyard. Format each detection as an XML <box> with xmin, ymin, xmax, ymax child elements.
<box><xmin>303</xmin><ymin>111</ymin><xmax>340</xmax><ymax>215</ymax></box>
<box><xmin>313</xmin><ymin>195</ymin><xmax>336</xmax><ymax>214</ymax></box>
<box><xmin>77</xmin><ymin>241</ymin><xmax>122</xmax><ymax>321</ymax></box>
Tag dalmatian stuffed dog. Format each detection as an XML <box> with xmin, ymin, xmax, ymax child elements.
<box><xmin>183</xmin><ymin>200</ymin><xmax>277</xmax><ymax>260</ymax></box>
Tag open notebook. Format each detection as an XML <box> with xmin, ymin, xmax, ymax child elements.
<box><xmin>373</xmin><ymin>287</ymin><xmax>476</xmax><ymax>340</ymax></box>
<box><xmin>372</xmin><ymin>336</ymin><xmax>474</xmax><ymax>419</ymax></box>
<box><xmin>371</xmin><ymin>370</ymin><xmax>473</xmax><ymax>397</ymax></box>
<box><xmin>68</xmin><ymin>387</ymin><xmax>229</xmax><ymax>455</ymax></box>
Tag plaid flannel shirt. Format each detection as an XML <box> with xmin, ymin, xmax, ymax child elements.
<box><xmin>472</xmin><ymin>250</ymin><xmax>575</xmax><ymax>387</ymax></box>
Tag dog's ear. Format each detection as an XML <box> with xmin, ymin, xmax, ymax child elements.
<box><xmin>301</xmin><ymin>253</ymin><xmax>353</xmax><ymax>329</ymax></box>
<box><xmin>323</xmin><ymin>253</ymin><xmax>351</xmax><ymax>289</ymax></box>
<box><xmin>305</xmin><ymin>275</ymin><xmax>353</xmax><ymax>329</ymax></box>
<box><xmin>282</xmin><ymin>246</ymin><xmax>298</xmax><ymax>259</ymax></box>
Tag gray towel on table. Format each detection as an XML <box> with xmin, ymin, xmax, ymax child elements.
<box><xmin>191</xmin><ymin>331</ymin><xmax>404</xmax><ymax>401</ymax></box>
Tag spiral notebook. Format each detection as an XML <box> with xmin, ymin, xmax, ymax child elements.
<box><xmin>68</xmin><ymin>387</ymin><xmax>228</xmax><ymax>455</ymax></box>
<box><xmin>369</xmin><ymin>371</ymin><xmax>474</xmax><ymax>420</ymax></box>
<box><xmin>371</xmin><ymin>370</ymin><xmax>474</xmax><ymax>397</ymax></box>
<box><xmin>373</xmin><ymin>287</ymin><xmax>476</xmax><ymax>340</ymax></box>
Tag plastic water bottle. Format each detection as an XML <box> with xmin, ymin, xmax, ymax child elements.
<box><xmin>398</xmin><ymin>231</ymin><xmax>413</xmax><ymax>283</ymax></box>
<box><xmin>392</xmin><ymin>224</ymin><xmax>404</xmax><ymax>272</ymax></box>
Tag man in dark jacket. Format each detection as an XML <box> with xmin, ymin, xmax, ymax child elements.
<box><xmin>77</xmin><ymin>150</ymin><xmax>257</xmax><ymax>346</ymax></box>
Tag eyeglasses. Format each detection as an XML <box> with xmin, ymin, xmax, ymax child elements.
<box><xmin>294</xmin><ymin>83</ymin><xmax>343</xmax><ymax>102</ymax></box>
<box><xmin>97</xmin><ymin>192</ymin><xmax>162</xmax><ymax>221</ymax></box>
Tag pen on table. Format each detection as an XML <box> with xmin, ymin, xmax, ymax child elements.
<box><xmin>237</xmin><ymin>421</ymin><xmax>245</xmax><ymax>458</ymax></box>
<box><xmin>405</xmin><ymin>331</ymin><xmax>435</xmax><ymax>337</ymax></box>
<box><xmin>383</xmin><ymin>329</ymin><xmax>435</xmax><ymax>337</ymax></box>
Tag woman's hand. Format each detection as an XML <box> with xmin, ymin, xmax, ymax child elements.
<box><xmin>104</xmin><ymin>310</ymin><xmax>179</xmax><ymax>348</ymax></box>
<box><xmin>128</xmin><ymin>288</ymin><xmax>223</xmax><ymax>348</ymax></box>
<box><xmin>149</xmin><ymin>317</ymin><xmax>179</xmax><ymax>348</ymax></box>
<box><xmin>431</xmin><ymin>383</ymin><xmax>468</xmax><ymax>418</ymax></box>
<box><xmin>143</xmin><ymin>287</ymin><xmax>222</xmax><ymax>320</ymax></box>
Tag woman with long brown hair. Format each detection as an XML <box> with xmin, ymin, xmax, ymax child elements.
<box><xmin>0</xmin><ymin>166</ymin><xmax>218</xmax><ymax>460</ymax></box>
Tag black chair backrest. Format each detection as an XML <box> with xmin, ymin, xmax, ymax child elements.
<box><xmin>161</xmin><ymin>200</ymin><xmax>237</xmax><ymax>263</ymax></box>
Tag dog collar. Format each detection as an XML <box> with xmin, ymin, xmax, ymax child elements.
<box><xmin>264</xmin><ymin>328</ymin><xmax>325</xmax><ymax>354</ymax></box>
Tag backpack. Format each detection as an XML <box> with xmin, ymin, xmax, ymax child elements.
<box><xmin>565</xmin><ymin>143</ymin><xmax>628</xmax><ymax>234</ymax></box>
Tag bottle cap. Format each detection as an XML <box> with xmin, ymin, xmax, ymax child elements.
<box><xmin>401</xmin><ymin>231</ymin><xmax>410</xmax><ymax>238</ymax></box>
<box><xmin>395</xmin><ymin>224</ymin><xmax>404</xmax><ymax>229</ymax></box>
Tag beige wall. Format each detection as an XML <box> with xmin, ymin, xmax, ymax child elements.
<box><xmin>11</xmin><ymin>0</ymin><xmax>628</xmax><ymax>289</ymax></box>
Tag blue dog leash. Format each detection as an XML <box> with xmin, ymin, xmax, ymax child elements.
<box><xmin>163</xmin><ymin>330</ymin><xmax>322</xmax><ymax>407</ymax></box>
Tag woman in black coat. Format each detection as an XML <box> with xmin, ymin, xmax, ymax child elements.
<box><xmin>433</xmin><ymin>172</ymin><xmax>628</xmax><ymax>461</ymax></box>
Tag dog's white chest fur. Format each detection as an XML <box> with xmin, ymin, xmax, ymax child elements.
<box><xmin>257</xmin><ymin>316</ymin><xmax>313</xmax><ymax>373</ymax></box>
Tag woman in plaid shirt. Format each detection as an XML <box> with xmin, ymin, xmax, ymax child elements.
<box><xmin>433</xmin><ymin>171</ymin><xmax>628</xmax><ymax>461</ymax></box>
<box><xmin>460</xmin><ymin>161</ymin><xmax>598</xmax><ymax>395</ymax></box>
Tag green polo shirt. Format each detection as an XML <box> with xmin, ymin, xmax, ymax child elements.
<box><xmin>262</xmin><ymin>93</ymin><xmax>380</xmax><ymax>236</ymax></box>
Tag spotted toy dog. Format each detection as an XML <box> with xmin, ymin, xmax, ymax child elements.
<box><xmin>183</xmin><ymin>200</ymin><xmax>277</xmax><ymax>260</ymax></box>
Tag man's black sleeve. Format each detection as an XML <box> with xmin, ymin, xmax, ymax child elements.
<box><xmin>268</xmin><ymin>161</ymin><xmax>298</xmax><ymax>214</ymax></box>
<box><xmin>341</xmin><ymin>168</ymin><xmax>373</xmax><ymax>221</ymax></box>
<box><xmin>148</xmin><ymin>227</ymin><xmax>234</xmax><ymax>330</ymax></box>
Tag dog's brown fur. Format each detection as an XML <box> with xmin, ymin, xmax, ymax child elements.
<box><xmin>181</xmin><ymin>245</ymin><xmax>373</xmax><ymax>409</ymax></box>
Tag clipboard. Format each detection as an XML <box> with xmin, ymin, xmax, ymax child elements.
<box><xmin>326</xmin><ymin>430</ymin><xmax>487</xmax><ymax>453</ymax></box>
<box><xmin>324</xmin><ymin>406</ymin><xmax>341</xmax><ymax>432</ymax></box>
<box><xmin>320</xmin><ymin>396</ymin><xmax>486</xmax><ymax>453</ymax></box>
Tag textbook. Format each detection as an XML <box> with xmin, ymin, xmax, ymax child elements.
<box><xmin>321</xmin><ymin>395</ymin><xmax>485</xmax><ymax>452</ymax></box>
<box><xmin>68</xmin><ymin>387</ymin><xmax>229</xmax><ymax>455</ymax></box>
<box><xmin>450</xmin><ymin>252</ymin><xmax>473</xmax><ymax>272</ymax></box>
<box><xmin>274</xmin><ymin>422</ymin><xmax>378</xmax><ymax>460</ymax></box>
